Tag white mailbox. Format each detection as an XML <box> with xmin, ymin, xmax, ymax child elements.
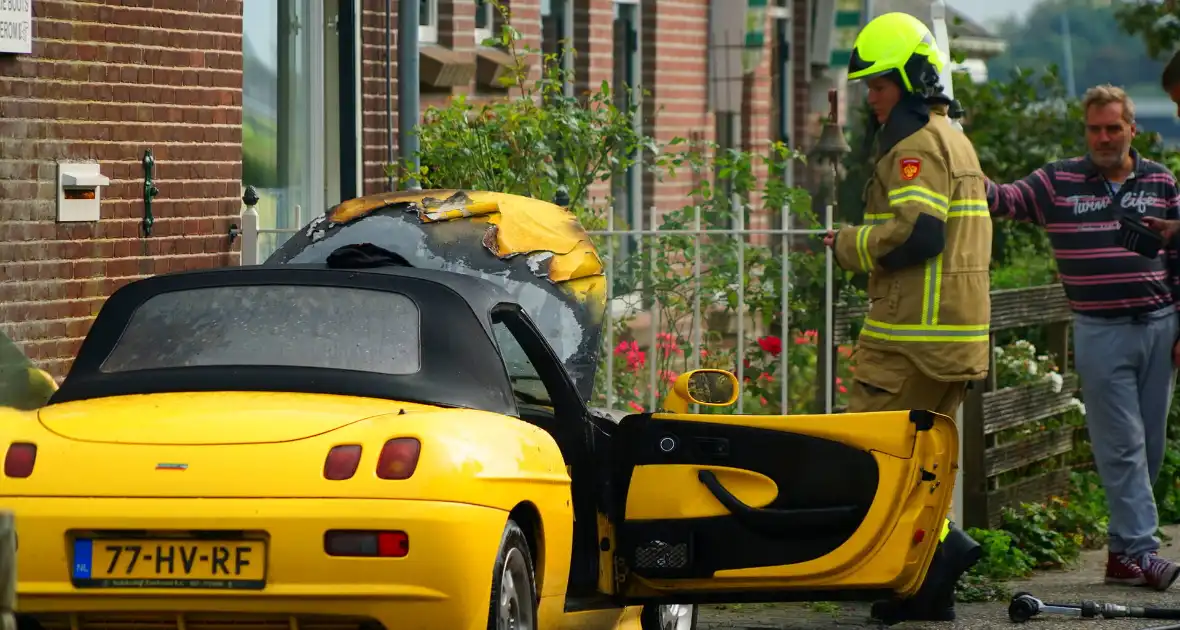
<box><xmin>56</xmin><ymin>162</ymin><xmax>110</xmax><ymax>223</ymax></box>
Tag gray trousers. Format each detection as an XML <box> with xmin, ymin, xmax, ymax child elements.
<box><xmin>1073</xmin><ymin>305</ymin><xmax>1178</xmax><ymax>559</ymax></box>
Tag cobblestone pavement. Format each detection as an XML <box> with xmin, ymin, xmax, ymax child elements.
<box><xmin>696</xmin><ymin>525</ymin><xmax>1180</xmax><ymax>630</ymax></box>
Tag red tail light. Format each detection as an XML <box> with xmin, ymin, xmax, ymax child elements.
<box><xmin>4</xmin><ymin>442</ymin><xmax>36</xmax><ymax>478</ymax></box>
<box><xmin>324</xmin><ymin>530</ymin><xmax>408</xmax><ymax>557</ymax></box>
<box><xmin>323</xmin><ymin>445</ymin><xmax>362</xmax><ymax>480</ymax></box>
<box><xmin>377</xmin><ymin>438</ymin><xmax>420</xmax><ymax>480</ymax></box>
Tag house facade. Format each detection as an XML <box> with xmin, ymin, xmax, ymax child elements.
<box><xmin>0</xmin><ymin>0</ymin><xmax>866</xmax><ymax>377</ymax></box>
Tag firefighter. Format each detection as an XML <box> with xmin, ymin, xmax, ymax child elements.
<box><xmin>821</xmin><ymin>11</ymin><xmax>988</xmax><ymax>624</ymax></box>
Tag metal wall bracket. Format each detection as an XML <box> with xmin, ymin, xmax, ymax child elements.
<box><xmin>142</xmin><ymin>149</ymin><xmax>160</xmax><ymax>236</ymax></box>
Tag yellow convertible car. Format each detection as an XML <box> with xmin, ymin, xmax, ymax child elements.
<box><xmin>2</xmin><ymin>190</ymin><xmax>974</xmax><ymax>630</ymax></box>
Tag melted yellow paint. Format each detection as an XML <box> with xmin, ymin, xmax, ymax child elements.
<box><xmin>327</xmin><ymin>190</ymin><xmax>606</xmax><ymax>313</ymax></box>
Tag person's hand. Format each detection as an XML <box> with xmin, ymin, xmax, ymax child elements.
<box><xmin>1143</xmin><ymin>217</ymin><xmax>1180</xmax><ymax>241</ymax></box>
<box><xmin>823</xmin><ymin>230</ymin><xmax>835</xmax><ymax>248</ymax></box>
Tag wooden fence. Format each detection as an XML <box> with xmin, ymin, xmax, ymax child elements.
<box><xmin>835</xmin><ymin>284</ymin><xmax>1081</xmax><ymax>530</ymax></box>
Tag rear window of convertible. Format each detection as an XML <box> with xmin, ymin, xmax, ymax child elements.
<box><xmin>100</xmin><ymin>285</ymin><xmax>422</xmax><ymax>375</ymax></box>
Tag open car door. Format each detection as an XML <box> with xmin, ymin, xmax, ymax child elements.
<box><xmin>602</xmin><ymin>371</ymin><xmax>957</xmax><ymax>605</ymax></box>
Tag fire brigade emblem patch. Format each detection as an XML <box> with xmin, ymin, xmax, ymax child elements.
<box><xmin>900</xmin><ymin>158</ymin><xmax>921</xmax><ymax>181</ymax></box>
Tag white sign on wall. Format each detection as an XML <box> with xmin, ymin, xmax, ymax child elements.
<box><xmin>0</xmin><ymin>0</ymin><xmax>32</xmax><ymax>55</ymax></box>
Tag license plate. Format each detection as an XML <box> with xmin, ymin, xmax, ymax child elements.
<box><xmin>71</xmin><ymin>538</ymin><xmax>267</xmax><ymax>589</ymax></box>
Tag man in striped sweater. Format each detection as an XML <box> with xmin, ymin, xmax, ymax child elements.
<box><xmin>987</xmin><ymin>84</ymin><xmax>1180</xmax><ymax>591</ymax></box>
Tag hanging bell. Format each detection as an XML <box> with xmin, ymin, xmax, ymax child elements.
<box><xmin>809</xmin><ymin>119</ymin><xmax>852</xmax><ymax>165</ymax></box>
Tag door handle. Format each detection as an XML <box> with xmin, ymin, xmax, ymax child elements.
<box><xmin>697</xmin><ymin>470</ymin><xmax>862</xmax><ymax>538</ymax></box>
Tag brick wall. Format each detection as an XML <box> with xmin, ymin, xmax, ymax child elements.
<box><xmin>642</xmin><ymin>0</ymin><xmax>713</xmax><ymax>220</ymax></box>
<box><xmin>358</xmin><ymin>0</ymin><xmax>544</xmax><ymax>196</ymax></box>
<box><xmin>360</xmin><ymin>0</ymin><xmax>397</xmax><ymax>195</ymax></box>
<box><xmin>0</xmin><ymin>0</ymin><xmax>822</xmax><ymax>377</ymax></box>
<box><xmin>0</xmin><ymin>0</ymin><xmax>244</xmax><ymax>379</ymax></box>
<box><xmin>571</xmin><ymin>0</ymin><xmax>615</xmax><ymax>209</ymax></box>
<box><xmin>357</xmin><ymin>0</ymin><xmax>816</xmax><ymax>221</ymax></box>
<box><xmin>503</xmin><ymin>0</ymin><xmax>543</xmax><ymax>88</ymax></box>
<box><xmin>741</xmin><ymin>11</ymin><xmax>777</xmax><ymax>246</ymax></box>
<box><xmin>640</xmin><ymin>1</ymin><xmax>811</xmax><ymax>230</ymax></box>
<box><xmin>572</xmin><ymin>0</ymin><xmax>614</xmax><ymax>96</ymax></box>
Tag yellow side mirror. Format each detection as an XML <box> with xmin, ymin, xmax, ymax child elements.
<box><xmin>28</xmin><ymin>367</ymin><xmax>58</xmax><ymax>398</ymax></box>
<box><xmin>0</xmin><ymin>366</ymin><xmax>57</xmax><ymax>410</ymax></box>
<box><xmin>661</xmin><ymin>369</ymin><xmax>740</xmax><ymax>413</ymax></box>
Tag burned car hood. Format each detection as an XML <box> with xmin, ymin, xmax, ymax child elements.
<box><xmin>264</xmin><ymin>189</ymin><xmax>607</xmax><ymax>400</ymax></box>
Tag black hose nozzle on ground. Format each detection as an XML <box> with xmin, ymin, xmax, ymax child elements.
<box><xmin>1008</xmin><ymin>593</ymin><xmax>1042</xmax><ymax>623</ymax></box>
<box><xmin>1009</xmin><ymin>592</ymin><xmax>1180</xmax><ymax>624</ymax></box>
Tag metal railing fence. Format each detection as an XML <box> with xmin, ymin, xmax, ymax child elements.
<box><xmin>586</xmin><ymin>201</ymin><xmax>836</xmax><ymax>415</ymax></box>
<box><xmin>238</xmin><ymin>199</ymin><xmax>301</xmax><ymax>267</ymax></box>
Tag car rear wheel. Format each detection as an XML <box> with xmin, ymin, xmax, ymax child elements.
<box><xmin>487</xmin><ymin>519</ymin><xmax>538</xmax><ymax>630</ymax></box>
<box><xmin>640</xmin><ymin>603</ymin><xmax>698</xmax><ymax>630</ymax></box>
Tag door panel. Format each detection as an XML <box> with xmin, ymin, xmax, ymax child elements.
<box><xmin>607</xmin><ymin>409</ymin><xmax>956</xmax><ymax>602</ymax></box>
<box><xmin>626</xmin><ymin>465</ymin><xmax>778</xmax><ymax>520</ymax></box>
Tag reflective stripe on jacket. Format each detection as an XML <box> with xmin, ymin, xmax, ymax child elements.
<box><xmin>834</xmin><ymin>102</ymin><xmax>992</xmax><ymax>382</ymax></box>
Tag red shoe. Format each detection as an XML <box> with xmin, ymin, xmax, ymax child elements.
<box><xmin>1106</xmin><ymin>552</ymin><xmax>1147</xmax><ymax>586</ymax></box>
<box><xmin>1139</xmin><ymin>552</ymin><xmax>1180</xmax><ymax>592</ymax></box>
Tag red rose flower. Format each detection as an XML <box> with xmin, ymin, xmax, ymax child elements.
<box><xmin>757</xmin><ymin>335</ymin><xmax>783</xmax><ymax>356</ymax></box>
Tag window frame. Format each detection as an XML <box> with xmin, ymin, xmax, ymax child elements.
<box><xmin>420</xmin><ymin>0</ymin><xmax>439</xmax><ymax>44</ymax></box>
<box><xmin>487</xmin><ymin>303</ymin><xmax>587</xmax><ymax>423</ymax></box>
<box><xmin>540</xmin><ymin>0</ymin><xmax>574</xmax><ymax>96</ymax></box>
<box><xmin>490</xmin><ymin>318</ymin><xmax>552</xmax><ymax>409</ymax></box>
<box><xmin>474</xmin><ymin>0</ymin><xmax>494</xmax><ymax>45</ymax></box>
<box><xmin>610</xmin><ymin>0</ymin><xmax>644</xmax><ymax>294</ymax></box>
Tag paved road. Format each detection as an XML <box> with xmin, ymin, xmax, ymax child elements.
<box><xmin>697</xmin><ymin>525</ymin><xmax>1180</xmax><ymax>629</ymax></box>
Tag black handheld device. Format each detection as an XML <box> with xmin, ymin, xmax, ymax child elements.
<box><xmin>1118</xmin><ymin>214</ymin><xmax>1164</xmax><ymax>259</ymax></box>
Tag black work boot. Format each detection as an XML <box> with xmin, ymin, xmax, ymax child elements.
<box><xmin>870</xmin><ymin>521</ymin><xmax>981</xmax><ymax>625</ymax></box>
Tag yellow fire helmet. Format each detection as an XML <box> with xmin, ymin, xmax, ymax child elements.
<box><xmin>847</xmin><ymin>12</ymin><xmax>944</xmax><ymax>95</ymax></box>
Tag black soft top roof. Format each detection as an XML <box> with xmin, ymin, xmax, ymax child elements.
<box><xmin>50</xmin><ymin>263</ymin><xmax>523</xmax><ymax>415</ymax></box>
